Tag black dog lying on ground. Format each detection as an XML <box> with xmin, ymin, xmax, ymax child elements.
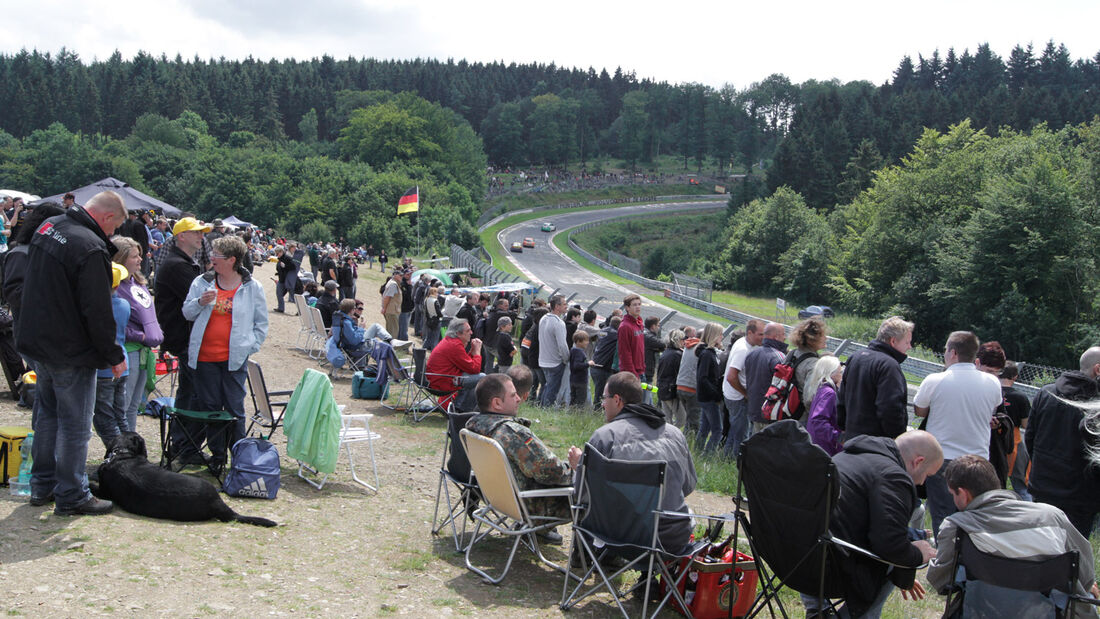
<box><xmin>90</xmin><ymin>432</ymin><xmax>277</xmax><ymax>527</ymax></box>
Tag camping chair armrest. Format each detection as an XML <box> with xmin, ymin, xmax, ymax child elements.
<box><xmin>829</xmin><ymin>535</ymin><xmax>928</xmax><ymax>570</ymax></box>
<box><xmin>1070</xmin><ymin>594</ymin><xmax>1100</xmax><ymax>607</ymax></box>
<box><xmin>519</xmin><ymin>487</ymin><xmax>573</xmax><ymax>499</ymax></box>
<box><xmin>268</xmin><ymin>389</ymin><xmax>295</xmax><ymax>397</ymax></box>
<box><xmin>342</xmin><ymin>413</ymin><xmax>375</xmax><ymax>422</ymax></box>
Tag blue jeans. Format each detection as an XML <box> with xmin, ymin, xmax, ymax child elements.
<box><xmin>275</xmin><ymin>280</ymin><xmax>290</xmax><ymax>312</ymax></box>
<box><xmin>193</xmin><ymin>360</ymin><xmax>248</xmax><ymax>463</ymax></box>
<box><xmin>925</xmin><ymin>460</ymin><xmax>956</xmax><ymax>538</ymax></box>
<box><xmin>540</xmin><ymin>363</ymin><xmax>566</xmax><ymax>407</ymax></box>
<box><xmin>123</xmin><ymin>348</ymin><xmax>148</xmax><ymax>432</ymax></box>
<box><xmin>30</xmin><ymin>360</ymin><xmax>97</xmax><ymax>508</ymax></box>
<box><xmin>590</xmin><ymin>366</ymin><xmax>612</xmax><ymax>409</ymax></box>
<box><xmin>92</xmin><ymin>376</ymin><xmax>129</xmax><ymax>450</ymax></box>
<box><xmin>724</xmin><ymin>397</ymin><xmax>749</xmax><ymax>459</ymax></box>
<box><xmin>397</xmin><ymin>312</ymin><xmax>411</xmax><ymax>340</ymax></box>
<box><xmin>801</xmin><ymin>577</ymin><xmax>895</xmax><ymax>618</ymax></box>
<box><xmin>697</xmin><ymin>400</ymin><xmax>723</xmax><ymax>452</ymax></box>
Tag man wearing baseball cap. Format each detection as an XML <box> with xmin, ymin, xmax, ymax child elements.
<box><xmin>155</xmin><ymin>216</ymin><xmax>213</xmax><ymax>468</ymax></box>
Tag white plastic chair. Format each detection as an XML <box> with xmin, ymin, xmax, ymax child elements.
<box><xmin>297</xmin><ymin>404</ymin><xmax>381</xmax><ymax>493</ymax></box>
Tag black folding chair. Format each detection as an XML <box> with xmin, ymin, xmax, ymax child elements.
<box><xmin>942</xmin><ymin>529</ymin><xmax>1100</xmax><ymax>618</ymax></box>
<box><xmin>560</xmin><ymin>444</ymin><xmax>710</xmax><ymax>619</ymax></box>
<box><xmin>159</xmin><ymin>407</ymin><xmax>235</xmax><ymax>481</ymax></box>
<box><xmin>431</xmin><ymin>410</ymin><xmax>481</xmax><ymax>551</ymax></box>
<box><xmin>401</xmin><ymin>347</ymin><xmax>458</xmax><ymax>421</ymax></box>
<box><xmin>731</xmin><ymin>420</ymin><xmax>921</xmax><ymax>618</ymax></box>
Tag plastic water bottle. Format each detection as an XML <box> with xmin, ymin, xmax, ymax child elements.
<box><xmin>9</xmin><ymin>431</ymin><xmax>32</xmax><ymax>496</ymax></box>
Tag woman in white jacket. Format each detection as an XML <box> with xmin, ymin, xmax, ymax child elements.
<box><xmin>182</xmin><ymin>236</ymin><xmax>268</xmax><ymax>472</ymax></box>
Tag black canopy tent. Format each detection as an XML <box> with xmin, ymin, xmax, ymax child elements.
<box><xmin>35</xmin><ymin>177</ymin><xmax>182</xmax><ymax>217</ymax></box>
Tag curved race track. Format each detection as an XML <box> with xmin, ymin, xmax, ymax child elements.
<box><xmin>497</xmin><ymin>200</ymin><xmax>725</xmax><ymax>332</ymax></box>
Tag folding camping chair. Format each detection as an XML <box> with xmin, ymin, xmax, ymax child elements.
<box><xmin>159</xmin><ymin>407</ymin><xmax>235</xmax><ymax>481</ymax></box>
<box><xmin>400</xmin><ymin>347</ymin><xmax>460</xmax><ymax>422</ymax></box>
<box><xmin>460</xmin><ymin>428</ymin><xmax>574</xmax><ymax>584</ymax></box>
<box><xmin>731</xmin><ymin>420</ymin><xmax>923</xmax><ymax>618</ymax></box>
<box><xmin>150</xmin><ymin>349</ymin><xmax>179</xmax><ymax>399</ymax></box>
<box><xmin>293</xmin><ymin>295</ymin><xmax>313</xmax><ymax>351</ymax></box>
<box><xmin>284</xmin><ymin>368</ymin><xmax>380</xmax><ymax>493</ymax></box>
<box><xmin>941</xmin><ymin>529</ymin><xmax>1100</xmax><ymax>618</ymax></box>
<box><xmin>560</xmin><ymin>444</ymin><xmax>716</xmax><ymax>619</ymax></box>
<box><xmin>245</xmin><ymin>359</ymin><xmax>293</xmax><ymax>439</ymax></box>
<box><xmin>431</xmin><ymin>410</ymin><xmax>480</xmax><ymax>551</ymax></box>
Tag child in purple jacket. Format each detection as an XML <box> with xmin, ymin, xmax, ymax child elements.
<box><xmin>805</xmin><ymin>355</ymin><xmax>844</xmax><ymax>456</ymax></box>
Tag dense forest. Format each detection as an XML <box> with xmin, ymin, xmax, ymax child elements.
<box><xmin>2</xmin><ymin>43</ymin><xmax>1099</xmax><ymax>365</ymax></box>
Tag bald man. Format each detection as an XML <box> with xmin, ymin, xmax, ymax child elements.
<box><xmin>743</xmin><ymin>322</ymin><xmax>788</xmax><ymax>432</ymax></box>
<box><xmin>18</xmin><ymin>190</ymin><xmax>128</xmax><ymax>516</ymax></box>
<box><xmin>808</xmin><ymin>430</ymin><xmax>942</xmax><ymax>618</ymax></box>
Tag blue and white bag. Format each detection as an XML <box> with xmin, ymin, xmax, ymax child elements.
<box><xmin>222</xmin><ymin>438</ymin><xmax>281</xmax><ymax>499</ymax></box>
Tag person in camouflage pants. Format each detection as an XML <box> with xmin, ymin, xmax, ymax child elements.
<box><xmin>465</xmin><ymin>374</ymin><xmax>574</xmax><ymax>519</ymax></box>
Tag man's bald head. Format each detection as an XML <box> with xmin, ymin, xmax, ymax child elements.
<box><xmin>763</xmin><ymin>322</ymin><xmax>786</xmax><ymax>340</ymax></box>
<box><xmin>1080</xmin><ymin>347</ymin><xmax>1100</xmax><ymax>377</ymax></box>
<box><xmin>895</xmin><ymin>430</ymin><xmax>943</xmax><ymax>485</ymax></box>
<box><xmin>84</xmin><ymin>191</ymin><xmax>127</xmax><ymax>235</ymax></box>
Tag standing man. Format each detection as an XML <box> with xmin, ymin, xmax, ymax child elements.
<box><xmin>617</xmin><ymin>294</ymin><xmax>646</xmax><ymax>379</ymax></box>
<box><xmin>642</xmin><ymin>316</ymin><xmax>667</xmax><ymax>385</ymax></box>
<box><xmin>307</xmin><ymin>243</ymin><xmax>320</xmax><ymax>279</ymax></box>
<box><xmin>397</xmin><ymin>269</ymin><xmax>414</xmax><ymax>340</ymax></box>
<box><xmin>1026</xmin><ymin>346</ymin><xmax>1100</xmax><ymax>538</ymax></box>
<box><xmin>273</xmin><ymin>245</ymin><xmax>296</xmax><ymax>313</ymax></box>
<box><xmin>588</xmin><ymin>316</ymin><xmax>620</xmax><ymax>411</ymax></box>
<box><xmin>18</xmin><ymin>191</ymin><xmax>128</xmax><ymax>515</ymax></box>
<box><xmin>742</xmin><ymin>322</ymin><xmax>787</xmax><ymax>434</ymax></box>
<box><xmin>320</xmin><ymin>248</ymin><xmax>339</xmax><ymax>286</ymax></box>
<box><xmin>913</xmin><ymin>331</ymin><xmax>1002</xmax><ymax>536</ymax></box>
<box><xmin>723</xmin><ymin>319</ymin><xmax>763</xmax><ymax>459</ymax></box>
<box><xmin>538</xmin><ymin>294</ymin><xmax>570</xmax><ymax>408</ymax></box>
<box><xmin>998</xmin><ymin>361</ymin><xmax>1032</xmax><ymax>500</ymax></box>
<box><xmin>154</xmin><ymin>217</ymin><xmax>212</xmax><ymax>467</ymax></box>
<box><xmin>380</xmin><ymin>268</ymin><xmax>403</xmax><ymax>339</ymax></box>
<box><xmin>839</xmin><ymin>316</ymin><xmax>914</xmax><ymax>440</ymax></box>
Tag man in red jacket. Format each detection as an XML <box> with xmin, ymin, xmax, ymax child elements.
<box><xmin>426</xmin><ymin>318</ymin><xmax>484</xmax><ymax>411</ymax></box>
<box><xmin>617</xmin><ymin>294</ymin><xmax>646</xmax><ymax>378</ymax></box>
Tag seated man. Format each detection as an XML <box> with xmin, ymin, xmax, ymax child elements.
<box><xmin>569</xmin><ymin>371</ymin><xmax>696</xmax><ymax>552</ymax></box>
<box><xmin>465</xmin><ymin>373</ymin><xmax>573</xmax><ymax>528</ymax></box>
<box><xmin>820</xmin><ymin>430</ymin><xmax>942</xmax><ymax>618</ymax></box>
<box><xmin>425</xmin><ymin>318</ymin><xmax>484</xmax><ymax>411</ymax></box>
<box><xmin>927</xmin><ymin>455</ymin><xmax>1100</xmax><ymax>611</ymax></box>
<box><xmin>507</xmin><ymin>364</ymin><xmax>534</xmax><ymax>402</ymax></box>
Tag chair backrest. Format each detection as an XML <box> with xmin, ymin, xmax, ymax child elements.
<box><xmin>412</xmin><ymin>347</ymin><xmax>428</xmax><ymax>385</ymax></box>
<box><xmin>445</xmin><ymin>411</ymin><xmax>479</xmax><ymax>482</ymax></box>
<box><xmin>577</xmin><ymin>443</ymin><xmax>666</xmax><ymax>550</ymax></box>
<box><xmin>246</xmin><ymin>360</ymin><xmax>273</xmax><ymax>425</ymax></box>
<box><xmin>460</xmin><ymin>429</ymin><xmax>525</xmax><ymax>522</ymax></box>
<box><xmin>739</xmin><ymin>419</ymin><xmax>843</xmax><ymax>596</ymax></box>
<box><xmin>955</xmin><ymin>529</ymin><xmax>1078</xmax><ymax>601</ymax></box>
<box><xmin>309</xmin><ymin>306</ymin><xmax>328</xmax><ymax>337</ymax></box>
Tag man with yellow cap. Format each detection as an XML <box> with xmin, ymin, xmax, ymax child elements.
<box><xmin>154</xmin><ymin>217</ymin><xmax>213</xmax><ymax>469</ymax></box>
<box><xmin>92</xmin><ymin>263</ymin><xmax>132</xmax><ymax>451</ymax></box>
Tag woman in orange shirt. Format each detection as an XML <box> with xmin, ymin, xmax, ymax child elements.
<box><xmin>182</xmin><ymin>236</ymin><xmax>268</xmax><ymax>473</ymax></box>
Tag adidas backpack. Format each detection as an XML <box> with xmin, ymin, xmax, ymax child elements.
<box><xmin>761</xmin><ymin>350</ymin><xmax>818</xmax><ymax>422</ymax></box>
<box><xmin>223</xmin><ymin>438</ymin><xmax>281</xmax><ymax>499</ymax></box>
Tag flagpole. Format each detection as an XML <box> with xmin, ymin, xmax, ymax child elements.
<box><xmin>416</xmin><ymin>185</ymin><xmax>421</xmax><ymax>257</ymax></box>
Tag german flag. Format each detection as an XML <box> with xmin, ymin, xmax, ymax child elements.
<box><xmin>397</xmin><ymin>186</ymin><xmax>419</xmax><ymax>215</ymax></box>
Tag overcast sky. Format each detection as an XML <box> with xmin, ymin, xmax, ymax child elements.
<box><xmin>5</xmin><ymin>0</ymin><xmax>1098</xmax><ymax>89</ymax></box>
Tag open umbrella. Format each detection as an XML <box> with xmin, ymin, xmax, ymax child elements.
<box><xmin>411</xmin><ymin>268</ymin><xmax>453</xmax><ymax>286</ymax></box>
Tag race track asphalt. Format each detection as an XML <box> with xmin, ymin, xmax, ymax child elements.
<box><xmin>496</xmin><ymin>200</ymin><xmax>726</xmax><ymax>332</ymax></box>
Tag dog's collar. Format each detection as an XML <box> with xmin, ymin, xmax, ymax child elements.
<box><xmin>104</xmin><ymin>448</ymin><xmax>135</xmax><ymax>463</ymax></box>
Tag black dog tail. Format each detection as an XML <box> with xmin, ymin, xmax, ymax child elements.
<box><xmin>233</xmin><ymin>513</ymin><xmax>278</xmax><ymax>527</ymax></box>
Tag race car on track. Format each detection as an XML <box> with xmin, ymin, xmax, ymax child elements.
<box><xmin>522</xmin><ymin>237</ymin><xmax>536</xmax><ymax>248</ymax></box>
<box><xmin>540</xmin><ymin>222</ymin><xmax>555</xmax><ymax>232</ymax></box>
<box><xmin>510</xmin><ymin>241</ymin><xmax>523</xmax><ymax>253</ymax></box>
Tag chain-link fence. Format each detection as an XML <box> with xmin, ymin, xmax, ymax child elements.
<box><xmin>607</xmin><ymin>250</ymin><xmax>641</xmax><ymax>273</ymax></box>
<box><xmin>672</xmin><ymin>271</ymin><xmax>713</xmax><ymax>303</ymax></box>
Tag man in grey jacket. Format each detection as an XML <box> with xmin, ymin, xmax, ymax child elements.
<box><xmin>569</xmin><ymin>371</ymin><xmax>697</xmax><ymax>551</ymax></box>
<box><xmin>538</xmin><ymin>294</ymin><xmax>570</xmax><ymax>407</ymax></box>
<box><xmin>927</xmin><ymin>455</ymin><xmax>1099</xmax><ymax>615</ymax></box>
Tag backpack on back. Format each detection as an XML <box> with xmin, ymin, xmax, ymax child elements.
<box><xmin>761</xmin><ymin>350</ymin><xmax>818</xmax><ymax>422</ymax></box>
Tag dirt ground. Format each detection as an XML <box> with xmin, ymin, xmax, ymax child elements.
<box><xmin>0</xmin><ymin>260</ymin><xmax>751</xmax><ymax>618</ymax></box>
